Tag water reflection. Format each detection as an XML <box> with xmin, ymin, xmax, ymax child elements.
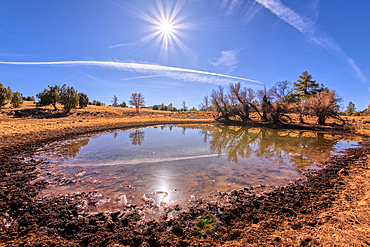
<box><xmin>53</xmin><ymin>139</ymin><xmax>90</xmax><ymax>160</ymax></box>
<box><xmin>129</xmin><ymin>130</ymin><xmax>145</xmax><ymax>145</ymax></box>
<box><xmin>37</xmin><ymin>125</ymin><xmax>359</xmax><ymax>212</ymax></box>
<box><xmin>200</xmin><ymin>126</ymin><xmax>345</xmax><ymax>173</ymax></box>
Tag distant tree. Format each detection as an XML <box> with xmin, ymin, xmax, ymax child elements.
<box><xmin>199</xmin><ymin>95</ymin><xmax>210</xmax><ymax>111</ymax></box>
<box><xmin>112</xmin><ymin>95</ymin><xmax>118</xmax><ymax>107</ymax></box>
<box><xmin>0</xmin><ymin>83</ymin><xmax>12</xmax><ymax>108</ymax></box>
<box><xmin>11</xmin><ymin>91</ymin><xmax>23</xmax><ymax>108</ymax></box>
<box><xmin>92</xmin><ymin>100</ymin><xmax>102</xmax><ymax>106</ymax></box>
<box><xmin>25</xmin><ymin>96</ymin><xmax>35</xmax><ymax>101</ymax></box>
<box><xmin>119</xmin><ymin>101</ymin><xmax>127</xmax><ymax>108</ymax></box>
<box><xmin>129</xmin><ymin>92</ymin><xmax>145</xmax><ymax>112</ymax></box>
<box><xmin>36</xmin><ymin>85</ymin><xmax>61</xmax><ymax>110</ymax></box>
<box><xmin>344</xmin><ymin>101</ymin><xmax>356</xmax><ymax>116</ymax></box>
<box><xmin>292</xmin><ymin>71</ymin><xmax>324</xmax><ymax>100</ymax></box>
<box><xmin>190</xmin><ymin>107</ymin><xmax>197</xmax><ymax>111</ymax></box>
<box><xmin>181</xmin><ymin>101</ymin><xmax>187</xmax><ymax>111</ymax></box>
<box><xmin>160</xmin><ymin>103</ymin><xmax>167</xmax><ymax>111</ymax></box>
<box><xmin>78</xmin><ymin>92</ymin><xmax>89</xmax><ymax>108</ymax></box>
<box><xmin>152</xmin><ymin>105</ymin><xmax>159</xmax><ymax>110</ymax></box>
<box><xmin>305</xmin><ymin>89</ymin><xmax>344</xmax><ymax>125</ymax></box>
<box><xmin>60</xmin><ymin>85</ymin><xmax>79</xmax><ymax>112</ymax></box>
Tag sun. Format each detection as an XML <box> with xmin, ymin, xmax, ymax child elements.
<box><xmin>123</xmin><ymin>0</ymin><xmax>194</xmax><ymax>59</ymax></box>
<box><xmin>159</xmin><ymin>20</ymin><xmax>174</xmax><ymax>35</ymax></box>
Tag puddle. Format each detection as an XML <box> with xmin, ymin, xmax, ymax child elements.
<box><xmin>31</xmin><ymin>125</ymin><xmax>360</xmax><ymax>213</ymax></box>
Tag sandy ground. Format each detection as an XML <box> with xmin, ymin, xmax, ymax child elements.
<box><xmin>1</xmin><ymin>103</ymin><xmax>370</xmax><ymax>246</ymax></box>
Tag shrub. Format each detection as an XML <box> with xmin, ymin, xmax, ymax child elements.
<box><xmin>36</xmin><ymin>85</ymin><xmax>61</xmax><ymax>110</ymax></box>
<box><xmin>0</xmin><ymin>83</ymin><xmax>12</xmax><ymax>108</ymax></box>
<box><xmin>11</xmin><ymin>91</ymin><xmax>23</xmax><ymax>108</ymax></box>
<box><xmin>60</xmin><ymin>85</ymin><xmax>79</xmax><ymax>112</ymax></box>
<box><xmin>305</xmin><ymin>89</ymin><xmax>344</xmax><ymax>125</ymax></box>
<box><xmin>78</xmin><ymin>92</ymin><xmax>89</xmax><ymax>108</ymax></box>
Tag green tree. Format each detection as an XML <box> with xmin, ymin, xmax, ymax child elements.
<box><xmin>36</xmin><ymin>85</ymin><xmax>61</xmax><ymax>110</ymax></box>
<box><xmin>25</xmin><ymin>96</ymin><xmax>35</xmax><ymax>101</ymax></box>
<box><xmin>119</xmin><ymin>101</ymin><xmax>127</xmax><ymax>108</ymax></box>
<box><xmin>160</xmin><ymin>103</ymin><xmax>167</xmax><ymax>111</ymax></box>
<box><xmin>152</xmin><ymin>105</ymin><xmax>159</xmax><ymax>110</ymax></box>
<box><xmin>344</xmin><ymin>101</ymin><xmax>356</xmax><ymax>116</ymax></box>
<box><xmin>60</xmin><ymin>85</ymin><xmax>79</xmax><ymax>112</ymax></box>
<box><xmin>293</xmin><ymin>71</ymin><xmax>323</xmax><ymax>100</ymax></box>
<box><xmin>0</xmin><ymin>83</ymin><xmax>12</xmax><ymax>108</ymax></box>
<box><xmin>11</xmin><ymin>91</ymin><xmax>23</xmax><ymax>108</ymax></box>
<box><xmin>78</xmin><ymin>92</ymin><xmax>89</xmax><ymax>108</ymax></box>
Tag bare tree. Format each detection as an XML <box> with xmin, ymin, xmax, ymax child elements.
<box><xmin>129</xmin><ymin>93</ymin><xmax>145</xmax><ymax>112</ymax></box>
<box><xmin>211</xmin><ymin>86</ymin><xmax>231</xmax><ymax>121</ymax></box>
<box><xmin>199</xmin><ymin>95</ymin><xmax>210</xmax><ymax>111</ymax></box>
<box><xmin>112</xmin><ymin>95</ymin><xmax>118</xmax><ymax>107</ymax></box>
<box><xmin>181</xmin><ymin>101</ymin><xmax>187</xmax><ymax>111</ymax></box>
<box><xmin>305</xmin><ymin>89</ymin><xmax>344</xmax><ymax>125</ymax></box>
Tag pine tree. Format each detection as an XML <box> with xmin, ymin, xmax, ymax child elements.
<box><xmin>60</xmin><ymin>85</ymin><xmax>79</xmax><ymax>112</ymax></box>
<box><xmin>0</xmin><ymin>83</ymin><xmax>12</xmax><ymax>108</ymax></box>
<box><xmin>11</xmin><ymin>91</ymin><xmax>23</xmax><ymax>108</ymax></box>
<box><xmin>293</xmin><ymin>71</ymin><xmax>322</xmax><ymax>100</ymax></box>
<box><xmin>345</xmin><ymin>101</ymin><xmax>356</xmax><ymax>116</ymax></box>
<box><xmin>36</xmin><ymin>85</ymin><xmax>61</xmax><ymax>110</ymax></box>
<box><xmin>78</xmin><ymin>92</ymin><xmax>89</xmax><ymax>108</ymax></box>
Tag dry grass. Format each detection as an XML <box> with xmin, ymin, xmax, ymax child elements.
<box><xmin>0</xmin><ymin>101</ymin><xmax>214</xmax><ymax>137</ymax></box>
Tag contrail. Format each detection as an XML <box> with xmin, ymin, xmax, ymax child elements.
<box><xmin>0</xmin><ymin>60</ymin><xmax>263</xmax><ymax>85</ymax></box>
<box><xmin>255</xmin><ymin>0</ymin><xmax>368</xmax><ymax>83</ymax></box>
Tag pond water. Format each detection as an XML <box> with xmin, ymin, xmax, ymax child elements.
<box><xmin>35</xmin><ymin>125</ymin><xmax>360</xmax><ymax>211</ymax></box>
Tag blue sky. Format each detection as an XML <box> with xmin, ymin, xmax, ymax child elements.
<box><xmin>0</xmin><ymin>0</ymin><xmax>369</xmax><ymax>110</ymax></box>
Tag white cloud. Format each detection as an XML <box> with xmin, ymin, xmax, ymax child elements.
<box><xmin>255</xmin><ymin>0</ymin><xmax>368</xmax><ymax>83</ymax></box>
<box><xmin>0</xmin><ymin>60</ymin><xmax>263</xmax><ymax>85</ymax></box>
<box><xmin>210</xmin><ymin>49</ymin><xmax>240</xmax><ymax>73</ymax></box>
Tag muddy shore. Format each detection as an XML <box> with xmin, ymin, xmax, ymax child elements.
<box><xmin>1</xmin><ymin>109</ymin><xmax>370</xmax><ymax>246</ymax></box>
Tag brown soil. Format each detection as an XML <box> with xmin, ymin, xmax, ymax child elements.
<box><xmin>1</xmin><ymin>104</ymin><xmax>370</xmax><ymax>246</ymax></box>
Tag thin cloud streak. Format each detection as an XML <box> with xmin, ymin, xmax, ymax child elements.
<box><xmin>120</xmin><ymin>75</ymin><xmax>164</xmax><ymax>81</ymax></box>
<box><xmin>0</xmin><ymin>60</ymin><xmax>263</xmax><ymax>85</ymax></box>
<box><xmin>255</xmin><ymin>0</ymin><xmax>368</xmax><ymax>83</ymax></box>
<box><xmin>108</xmin><ymin>43</ymin><xmax>132</xmax><ymax>49</ymax></box>
<box><xmin>0</xmin><ymin>29</ymin><xmax>46</xmax><ymax>54</ymax></box>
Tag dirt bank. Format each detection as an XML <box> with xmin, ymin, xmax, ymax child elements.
<box><xmin>1</xmin><ymin>107</ymin><xmax>370</xmax><ymax>246</ymax></box>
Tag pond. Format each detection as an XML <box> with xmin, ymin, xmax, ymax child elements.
<box><xmin>34</xmin><ymin>124</ymin><xmax>360</xmax><ymax>212</ymax></box>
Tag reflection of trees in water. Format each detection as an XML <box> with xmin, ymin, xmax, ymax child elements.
<box><xmin>56</xmin><ymin>139</ymin><xmax>90</xmax><ymax>160</ymax></box>
<box><xmin>129</xmin><ymin>130</ymin><xmax>145</xmax><ymax>145</ymax></box>
<box><xmin>199</xmin><ymin>126</ymin><xmax>343</xmax><ymax>173</ymax></box>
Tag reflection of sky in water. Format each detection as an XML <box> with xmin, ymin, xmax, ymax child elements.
<box><xmin>38</xmin><ymin>125</ymin><xmax>360</xmax><ymax>210</ymax></box>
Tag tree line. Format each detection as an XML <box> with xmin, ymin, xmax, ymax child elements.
<box><xmin>0</xmin><ymin>83</ymin><xmax>147</xmax><ymax>113</ymax></box>
<box><xmin>210</xmin><ymin>71</ymin><xmax>344</xmax><ymax>125</ymax></box>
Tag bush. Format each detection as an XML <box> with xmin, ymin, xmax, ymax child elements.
<box><xmin>119</xmin><ymin>101</ymin><xmax>127</xmax><ymax>108</ymax></box>
<box><xmin>0</xmin><ymin>83</ymin><xmax>12</xmax><ymax>108</ymax></box>
<box><xmin>78</xmin><ymin>92</ymin><xmax>89</xmax><ymax>108</ymax></box>
<box><xmin>36</xmin><ymin>85</ymin><xmax>61</xmax><ymax>110</ymax></box>
<box><xmin>25</xmin><ymin>96</ymin><xmax>35</xmax><ymax>101</ymax></box>
<box><xmin>60</xmin><ymin>85</ymin><xmax>79</xmax><ymax>112</ymax></box>
<box><xmin>11</xmin><ymin>91</ymin><xmax>23</xmax><ymax>108</ymax></box>
<box><xmin>305</xmin><ymin>89</ymin><xmax>344</xmax><ymax>125</ymax></box>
